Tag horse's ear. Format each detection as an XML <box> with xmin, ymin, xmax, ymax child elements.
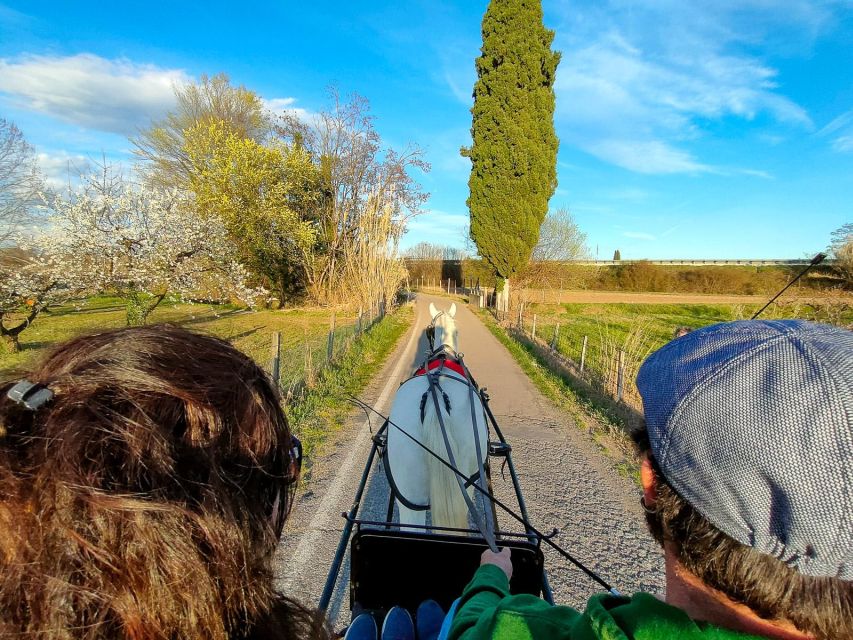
<box><xmin>449</xmin><ymin>303</ymin><xmax>457</xmax><ymax>318</ymax></box>
<box><xmin>429</xmin><ymin>302</ymin><xmax>438</xmax><ymax>319</ymax></box>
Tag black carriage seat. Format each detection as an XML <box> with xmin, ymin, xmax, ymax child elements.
<box><xmin>350</xmin><ymin>528</ymin><xmax>545</xmax><ymax>619</ymax></box>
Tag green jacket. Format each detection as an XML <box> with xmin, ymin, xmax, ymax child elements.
<box><xmin>449</xmin><ymin>565</ymin><xmax>766</xmax><ymax>640</ymax></box>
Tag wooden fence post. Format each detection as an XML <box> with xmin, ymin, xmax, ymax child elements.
<box><xmin>551</xmin><ymin>324</ymin><xmax>560</xmax><ymax>350</ymax></box>
<box><xmin>616</xmin><ymin>349</ymin><xmax>625</xmax><ymax>402</ymax></box>
<box><xmin>357</xmin><ymin>307</ymin><xmax>363</xmax><ymax>336</ymax></box>
<box><xmin>446</xmin><ymin>279</ymin><xmax>451</xmax><ymax>294</ymax></box>
<box><xmin>270</xmin><ymin>331</ymin><xmax>281</xmax><ymax>389</ymax></box>
<box><xmin>580</xmin><ymin>335</ymin><xmax>588</xmax><ymax>373</ymax></box>
<box><xmin>326</xmin><ymin>312</ymin><xmax>336</xmax><ymax>362</ymax></box>
<box><xmin>532</xmin><ymin>314</ymin><xmax>537</xmax><ymax>340</ymax></box>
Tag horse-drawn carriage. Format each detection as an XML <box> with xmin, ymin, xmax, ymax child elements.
<box><xmin>318</xmin><ymin>301</ymin><xmax>594</xmax><ymax>629</ymax></box>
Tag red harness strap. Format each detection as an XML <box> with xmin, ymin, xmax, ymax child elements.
<box><xmin>415</xmin><ymin>358</ymin><xmax>467</xmax><ymax>378</ymax></box>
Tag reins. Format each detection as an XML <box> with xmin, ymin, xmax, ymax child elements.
<box><xmin>385</xmin><ymin>343</ymin><xmax>497</xmax><ymax>549</ymax></box>
<box><xmin>349</xmin><ymin>393</ymin><xmax>619</xmax><ymax>595</ymax></box>
<box><xmin>367</xmin><ymin>311</ymin><xmax>619</xmax><ymax>593</ymax></box>
<box><xmin>421</xmin><ymin>346</ymin><xmax>497</xmax><ymax>551</ymax></box>
<box><xmin>425</xmin><ymin>310</ymin><xmax>444</xmax><ymax>350</ymax></box>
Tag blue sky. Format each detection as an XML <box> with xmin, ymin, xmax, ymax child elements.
<box><xmin>1</xmin><ymin>1</ymin><xmax>851</xmax><ymax>259</ymax></box>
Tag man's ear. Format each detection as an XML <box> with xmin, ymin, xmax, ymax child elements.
<box><xmin>641</xmin><ymin>453</ymin><xmax>658</xmax><ymax>507</ymax></box>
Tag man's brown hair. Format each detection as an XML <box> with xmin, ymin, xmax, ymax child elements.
<box><xmin>633</xmin><ymin>426</ymin><xmax>852</xmax><ymax>640</ymax></box>
<box><xmin>0</xmin><ymin>325</ymin><xmax>326</xmax><ymax>639</ymax></box>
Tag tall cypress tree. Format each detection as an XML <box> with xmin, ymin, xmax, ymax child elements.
<box><xmin>463</xmin><ymin>0</ymin><xmax>560</xmax><ymax>308</ymax></box>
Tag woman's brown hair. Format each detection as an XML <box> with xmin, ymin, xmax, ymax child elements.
<box><xmin>633</xmin><ymin>426</ymin><xmax>852</xmax><ymax>640</ymax></box>
<box><xmin>0</xmin><ymin>325</ymin><xmax>326</xmax><ymax>639</ymax></box>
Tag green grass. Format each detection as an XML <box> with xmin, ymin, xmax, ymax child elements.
<box><xmin>0</xmin><ymin>296</ymin><xmax>358</xmax><ymax>385</ymax></box>
<box><xmin>478</xmin><ymin>309</ymin><xmax>637</xmax><ymax>473</ymax></box>
<box><xmin>483</xmin><ymin>299</ymin><xmax>853</xmax><ymax>482</ymax></box>
<box><xmin>287</xmin><ymin>305</ymin><xmax>413</xmax><ymax>475</ymax></box>
<box><xmin>521</xmin><ymin>300</ymin><xmax>853</xmax><ymax>409</ymax></box>
<box><xmin>1</xmin><ymin>294</ymin><xmax>414</xmax><ymax>475</ymax></box>
<box><xmin>528</xmin><ymin>302</ymin><xmax>741</xmax><ymax>353</ymax></box>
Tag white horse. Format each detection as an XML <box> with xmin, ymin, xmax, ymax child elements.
<box><xmin>385</xmin><ymin>302</ymin><xmax>491</xmax><ymax>532</ymax></box>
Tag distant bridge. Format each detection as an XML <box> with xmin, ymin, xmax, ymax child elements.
<box><xmin>404</xmin><ymin>258</ymin><xmax>830</xmax><ymax>266</ymax></box>
<box><xmin>573</xmin><ymin>259</ymin><xmax>824</xmax><ymax>266</ymax></box>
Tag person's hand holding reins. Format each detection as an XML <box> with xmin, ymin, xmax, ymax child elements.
<box><xmin>481</xmin><ymin>547</ymin><xmax>513</xmax><ymax>580</ymax></box>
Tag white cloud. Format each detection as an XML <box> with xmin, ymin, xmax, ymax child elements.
<box><xmin>443</xmin><ymin>66</ymin><xmax>474</xmax><ymax>105</ymax></box>
<box><xmin>623</xmin><ymin>231</ymin><xmax>656</xmax><ymax>241</ymax></box>
<box><xmin>544</xmin><ymin>0</ymin><xmax>827</xmax><ymax>174</ymax></box>
<box><xmin>0</xmin><ymin>53</ymin><xmax>190</xmax><ymax>135</ymax></box>
<box><xmin>262</xmin><ymin>97</ymin><xmax>312</xmax><ymax>122</ymax></box>
<box><xmin>819</xmin><ymin>110</ymin><xmax>853</xmax><ymax>153</ymax></box>
<box><xmin>820</xmin><ymin>110</ymin><xmax>853</xmax><ymax>136</ymax></box>
<box><xmin>737</xmin><ymin>168</ymin><xmax>774</xmax><ymax>179</ymax></box>
<box><xmin>834</xmin><ymin>135</ymin><xmax>853</xmax><ymax>153</ymax></box>
<box><xmin>592</xmin><ymin>139</ymin><xmax>710</xmax><ymax>174</ymax></box>
<box><xmin>36</xmin><ymin>151</ymin><xmax>92</xmax><ymax>190</ymax></box>
<box><xmin>0</xmin><ymin>53</ymin><xmax>312</xmax><ymax>146</ymax></box>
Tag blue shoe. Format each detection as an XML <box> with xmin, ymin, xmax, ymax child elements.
<box><xmin>381</xmin><ymin>606</ymin><xmax>415</xmax><ymax>640</ymax></box>
<box><xmin>416</xmin><ymin>600</ymin><xmax>445</xmax><ymax>640</ymax></box>
<box><xmin>345</xmin><ymin>612</ymin><xmax>378</xmax><ymax>640</ymax></box>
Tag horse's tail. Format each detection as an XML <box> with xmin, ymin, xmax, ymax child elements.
<box><xmin>422</xmin><ymin>392</ymin><xmax>471</xmax><ymax>531</ymax></box>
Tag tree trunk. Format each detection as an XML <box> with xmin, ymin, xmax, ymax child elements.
<box><xmin>126</xmin><ymin>291</ymin><xmax>167</xmax><ymax>326</ymax></box>
<box><xmin>1</xmin><ymin>333</ymin><xmax>20</xmax><ymax>353</ymax></box>
<box><xmin>0</xmin><ymin>307</ymin><xmax>40</xmax><ymax>353</ymax></box>
<box><xmin>277</xmin><ymin>275</ymin><xmax>287</xmax><ymax>309</ymax></box>
<box><xmin>498</xmin><ymin>278</ymin><xmax>511</xmax><ymax>314</ymax></box>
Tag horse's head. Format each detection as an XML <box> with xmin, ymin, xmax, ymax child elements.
<box><xmin>428</xmin><ymin>302</ymin><xmax>458</xmax><ymax>351</ymax></box>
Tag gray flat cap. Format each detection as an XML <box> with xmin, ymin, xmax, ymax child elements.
<box><xmin>637</xmin><ymin>320</ymin><xmax>852</xmax><ymax>580</ymax></box>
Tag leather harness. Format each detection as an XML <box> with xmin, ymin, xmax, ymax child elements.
<box><xmin>381</xmin><ymin>342</ymin><xmax>497</xmax><ymax>549</ymax></box>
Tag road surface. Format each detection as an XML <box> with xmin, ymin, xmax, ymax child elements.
<box><xmin>273</xmin><ymin>293</ymin><xmax>664</xmax><ymax>625</ymax></box>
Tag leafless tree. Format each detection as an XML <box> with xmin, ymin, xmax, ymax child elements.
<box><xmin>405</xmin><ymin>242</ymin><xmax>445</xmax><ymax>260</ymax></box>
<box><xmin>830</xmin><ymin>223</ymin><xmax>853</xmax><ymax>286</ymax></box>
<box><xmin>405</xmin><ymin>242</ymin><xmax>468</xmax><ymax>261</ymax></box>
<box><xmin>511</xmin><ymin>208</ymin><xmax>590</xmax><ymax>306</ymax></box>
<box><xmin>532</xmin><ymin>207</ymin><xmax>589</xmax><ymax>262</ymax></box>
<box><xmin>0</xmin><ymin>119</ymin><xmax>43</xmax><ymax>243</ymax></box>
<box><xmin>276</xmin><ymin>89</ymin><xmax>429</xmax><ymax>304</ymax></box>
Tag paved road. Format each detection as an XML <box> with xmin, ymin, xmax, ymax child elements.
<box><xmin>273</xmin><ymin>293</ymin><xmax>664</xmax><ymax>625</ymax></box>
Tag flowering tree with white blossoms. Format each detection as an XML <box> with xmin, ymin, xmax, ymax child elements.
<box><xmin>0</xmin><ymin>246</ymin><xmax>90</xmax><ymax>352</ymax></box>
<box><xmin>41</xmin><ymin>167</ymin><xmax>265</xmax><ymax>326</ymax></box>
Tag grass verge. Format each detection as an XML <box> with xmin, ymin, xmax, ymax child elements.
<box><xmin>0</xmin><ymin>295</ymin><xmax>353</xmax><ymax>381</ymax></box>
<box><xmin>287</xmin><ymin>305</ymin><xmax>413</xmax><ymax>478</ymax></box>
<box><xmin>478</xmin><ymin>309</ymin><xmax>640</xmax><ymax>481</ymax></box>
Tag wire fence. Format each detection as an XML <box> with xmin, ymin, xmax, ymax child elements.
<box><xmin>261</xmin><ymin>302</ymin><xmax>388</xmax><ymax>405</ymax></box>
<box><xmin>409</xmin><ymin>278</ymin><xmax>648</xmax><ymax>410</ymax></box>
<box><xmin>506</xmin><ymin>306</ymin><xmax>658</xmax><ymax>413</ymax></box>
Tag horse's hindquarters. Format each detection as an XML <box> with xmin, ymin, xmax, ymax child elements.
<box><xmin>386</xmin><ymin>374</ymin><xmax>489</xmax><ymax>531</ymax></box>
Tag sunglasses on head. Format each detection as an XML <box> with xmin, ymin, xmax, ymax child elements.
<box><xmin>286</xmin><ymin>435</ymin><xmax>303</xmax><ymax>484</ymax></box>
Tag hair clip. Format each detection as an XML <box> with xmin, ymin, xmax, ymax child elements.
<box><xmin>7</xmin><ymin>380</ymin><xmax>54</xmax><ymax>411</ymax></box>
